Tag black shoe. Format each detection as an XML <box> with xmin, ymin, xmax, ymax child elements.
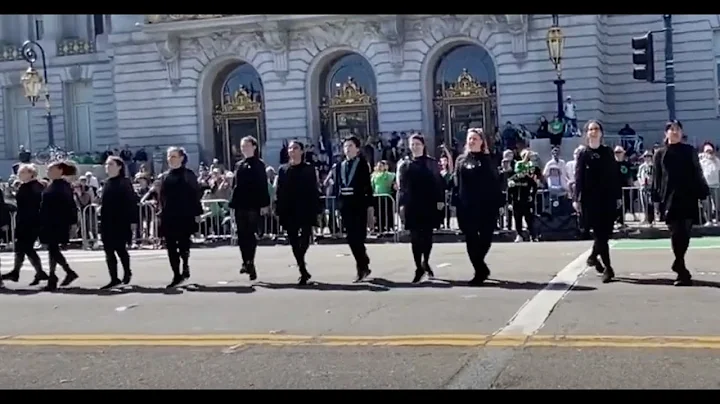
<box><xmin>181</xmin><ymin>267</ymin><xmax>190</xmax><ymax>280</ymax></box>
<box><xmin>587</xmin><ymin>256</ymin><xmax>604</xmax><ymax>274</ymax></box>
<box><xmin>423</xmin><ymin>262</ymin><xmax>435</xmax><ymax>278</ymax></box>
<box><xmin>43</xmin><ymin>275</ymin><xmax>58</xmax><ymax>292</ymax></box>
<box><xmin>100</xmin><ymin>278</ymin><xmax>122</xmax><ymax>290</ymax></box>
<box><xmin>247</xmin><ymin>263</ymin><xmax>257</xmax><ymax>281</ymax></box>
<box><xmin>240</xmin><ymin>263</ymin><xmax>248</xmax><ymax>274</ymax></box>
<box><xmin>601</xmin><ymin>266</ymin><xmax>615</xmax><ymax>284</ymax></box>
<box><xmin>412</xmin><ymin>269</ymin><xmax>425</xmax><ymax>284</ymax></box>
<box><xmin>468</xmin><ymin>272</ymin><xmax>489</xmax><ymax>286</ymax></box>
<box><xmin>60</xmin><ymin>271</ymin><xmax>79</xmax><ymax>287</ymax></box>
<box><xmin>166</xmin><ymin>275</ymin><xmax>184</xmax><ymax>288</ymax></box>
<box><xmin>673</xmin><ymin>276</ymin><xmax>693</xmax><ymax>287</ymax></box>
<box><xmin>354</xmin><ymin>268</ymin><xmax>372</xmax><ymax>283</ymax></box>
<box><xmin>29</xmin><ymin>272</ymin><xmax>49</xmax><ymax>286</ymax></box>
<box><xmin>1</xmin><ymin>270</ymin><xmax>20</xmax><ymax>282</ymax></box>
<box><xmin>298</xmin><ymin>272</ymin><xmax>312</xmax><ymax>286</ymax></box>
<box><xmin>122</xmin><ymin>271</ymin><xmax>132</xmax><ymax>285</ymax></box>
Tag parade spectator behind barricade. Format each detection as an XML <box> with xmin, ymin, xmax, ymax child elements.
<box><xmin>563</xmin><ymin>96</ymin><xmax>578</xmax><ymax>131</ymax></box>
<box><xmin>120</xmin><ymin>145</ymin><xmax>134</xmax><ymax>176</ymax></box>
<box><xmin>498</xmin><ymin>149</ymin><xmax>516</xmax><ymax>231</ymax></box>
<box><xmin>507</xmin><ymin>158</ymin><xmax>538</xmax><ymax>242</ymax></box>
<box><xmin>370</xmin><ymin>160</ymin><xmax>396</xmax><ymax>234</ymax></box>
<box><xmin>700</xmin><ymin>142</ymin><xmax>720</xmax><ymax>225</ymax></box>
<box><xmin>614</xmin><ymin>146</ymin><xmax>636</xmax><ymax>226</ymax></box>
<box><xmin>439</xmin><ymin>146</ymin><xmax>456</xmax><ymax>229</ymax></box>
<box><xmin>637</xmin><ymin>150</ymin><xmax>655</xmax><ymax>225</ymax></box>
<box><xmin>543</xmin><ymin>147</ymin><xmax>567</xmax><ymax>182</ymax></box>
<box><xmin>536</xmin><ymin>116</ymin><xmax>550</xmax><ymax>139</ymax></box>
<box><xmin>83</xmin><ymin>171</ymin><xmax>99</xmax><ymax>198</ymax></box>
<box><xmin>73</xmin><ymin>180</ymin><xmax>96</xmax><ymax>246</ymax></box>
<box><xmin>544</xmin><ymin>160</ymin><xmax>569</xmax><ymax>198</ymax></box>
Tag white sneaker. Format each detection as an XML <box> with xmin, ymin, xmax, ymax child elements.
<box><xmin>514</xmin><ymin>235</ymin><xmax>523</xmax><ymax>243</ymax></box>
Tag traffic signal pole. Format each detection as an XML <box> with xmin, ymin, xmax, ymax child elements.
<box><xmin>664</xmin><ymin>14</ymin><xmax>676</xmax><ymax>121</ymax></box>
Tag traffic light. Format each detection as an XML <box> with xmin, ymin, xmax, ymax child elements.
<box><xmin>632</xmin><ymin>32</ymin><xmax>655</xmax><ymax>82</ymax></box>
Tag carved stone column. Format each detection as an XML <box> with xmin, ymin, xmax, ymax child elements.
<box><xmin>378</xmin><ymin>15</ymin><xmax>406</xmax><ymax>70</ymax></box>
<box><xmin>256</xmin><ymin>22</ymin><xmax>290</xmax><ymax>82</ymax></box>
<box><xmin>156</xmin><ymin>35</ymin><xmax>182</xmax><ymax>91</ymax></box>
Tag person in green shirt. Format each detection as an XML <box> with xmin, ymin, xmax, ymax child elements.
<box><xmin>371</xmin><ymin>160</ymin><xmax>396</xmax><ymax>233</ymax></box>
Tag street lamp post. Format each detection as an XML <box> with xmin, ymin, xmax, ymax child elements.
<box><xmin>546</xmin><ymin>15</ymin><xmax>565</xmax><ymax>120</ymax></box>
<box><xmin>19</xmin><ymin>40</ymin><xmax>55</xmax><ymax>147</ymax></box>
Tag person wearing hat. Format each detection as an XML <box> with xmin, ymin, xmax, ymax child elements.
<box><xmin>637</xmin><ymin>150</ymin><xmax>655</xmax><ymax>225</ymax></box>
<box><xmin>652</xmin><ymin>120</ymin><xmax>710</xmax><ymax>286</ymax></box>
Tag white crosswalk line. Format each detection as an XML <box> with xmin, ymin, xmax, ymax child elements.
<box><xmin>0</xmin><ymin>249</ymin><xmax>168</xmax><ymax>272</ymax></box>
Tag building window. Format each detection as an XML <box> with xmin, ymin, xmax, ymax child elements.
<box><xmin>34</xmin><ymin>16</ymin><xmax>44</xmax><ymax>40</ymax></box>
<box><xmin>93</xmin><ymin>14</ymin><xmax>104</xmax><ymax>36</ymax></box>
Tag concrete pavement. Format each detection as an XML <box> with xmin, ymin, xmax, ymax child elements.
<box><xmin>0</xmin><ymin>241</ymin><xmax>719</xmax><ymax>388</ymax></box>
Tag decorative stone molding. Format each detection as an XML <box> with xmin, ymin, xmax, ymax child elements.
<box><xmin>255</xmin><ymin>22</ymin><xmax>290</xmax><ymax>82</ymax></box>
<box><xmin>155</xmin><ymin>35</ymin><xmax>182</xmax><ymax>91</ymax></box>
<box><xmin>378</xmin><ymin>15</ymin><xmax>406</xmax><ymax>70</ymax></box>
<box><xmin>190</xmin><ymin>31</ymin><xmax>261</xmax><ymax>61</ymax></box>
<box><xmin>60</xmin><ymin>64</ymin><xmax>95</xmax><ymax>83</ymax></box>
<box><xmin>498</xmin><ymin>14</ymin><xmax>529</xmax><ymax>59</ymax></box>
<box><xmin>296</xmin><ymin>20</ymin><xmax>380</xmax><ymax>54</ymax></box>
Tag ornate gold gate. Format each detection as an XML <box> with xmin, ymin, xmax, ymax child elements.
<box><xmin>212</xmin><ymin>86</ymin><xmax>265</xmax><ymax>165</ymax></box>
<box><xmin>320</xmin><ymin>77</ymin><xmax>377</xmax><ymax>152</ymax></box>
<box><xmin>433</xmin><ymin>69</ymin><xmax>497</xmax><ymax>153</ymax></box>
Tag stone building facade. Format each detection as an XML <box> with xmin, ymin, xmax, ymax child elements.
<box><xmin>1</xmin><ymin>14</ymin><xmax>720</xmax><ymax>167</ymax></box>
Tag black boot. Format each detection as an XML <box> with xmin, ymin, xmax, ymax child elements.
<box><xmin>29</xmin><ymin>272</ymin><xmax>49</xmax><ymax>286</ymax></box>
<box><xmin>122</xmin><ymin>270</ymin><xmax>132</xmax><ymax>285</ymax></box>
<box><xmin>60</xmin><ymin>270</ymin><xmax>79</xmax><ymax>287</ymax></box>
<box><xmin>246</xmin><ymin>262</ymin><xmax>257</xmax><ymax>281</ymax></box>
<box><xmin>298</xmin><ymin>264</ymin><xmax>312</xmax><ymax>286</ymax></box>
<box><xmin>354</xmin><ymin>266</ymin><xmax>371</xmax><ymax>283</ymax></box>
<box><xmin>44</xmin><ymin>275</ymin><xmax>58</xmax><ymax>291</ymax></box>
<box><xmin>672</xmin><ymin>260</ymin><xmax>693</xmax><ymax>286</ymax></box>
<box><xmin>586</xmin><ymin>256</ymin><xmax>604</xmax><ymax>275</ymax></box>
<box><xmin>166</xmin><ymin>271</ymin><xmax>184</xmax><ymax>288</ymax></box>
<box><xmin>469</xmin><ymin>263</ymin><xmax>490</xmax><ymax>286</ymax></box>
<box><xmin>411</xmin><ymin>268</ymin><xmax>425</xmax><ymax>284</ymax></box>
<box><xmin>423</xmin><ymin>261</ymin><xmax>435</xmax><ymax>278</ymax></box>
<box><xmin>181</xmin><ymin>261</ymin><xmax>190</xmax><ymax>280</ymax></box>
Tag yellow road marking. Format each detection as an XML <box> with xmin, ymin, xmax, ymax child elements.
<box><xmin>1</xmin><ymin>334</ymin><xmax>720</xmax><ymax>349</ymax></box>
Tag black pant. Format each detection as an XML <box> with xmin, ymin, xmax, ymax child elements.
<box><xmin>342</xmin><ymin>207</ymin><xmax>369</xmax><ymax>271</ymax></box>
<box><xmin>236</xmin><ymin>210</ymin><xmax>260</xmax><ymax>265</ymax></box>
<box><xmin>587</xmin><ymin>213</ymin><xmax>615</xmax><ymax>269</ymax></box>
<box><xmin>47</xmin><ymin>243</ymin><xmax>72</xmax><ymax>277</ymax></box>
<box><xmin>287</xmin><ymin>225</ymin><xmax>312</xmax><ymax>272</ymax></box>
<box><xmin>13</xmin><ymin>237</ymin><xmax>43</xmax><ymax>275</ymax></box>
<box><xmin>464</xmin><ymin>224</ymin><xmax>494</xmax><ymax>276</ymax></box>
<box><xmin>668</xmin><ymin>218</ymin><xmax>693</xmax><ymax>275</ymax></box>
<box><xmin>166</xmin><ymin>234</ymin><xmax>191</xmax><ymax>276</ymax></box>
<box><xmin>410</xmin><ymin>228</ymin><xmax>433</xmax><ymax>269</ymax></box>
<box><xmin>103</xmin><ymin>239</ymin><xmax>131</xmax><ymax>280</ymax></box>
<box><xmin>513</xmin><ymin>204</ymin><xmax>535</xmax><ymax>239</ymax></box>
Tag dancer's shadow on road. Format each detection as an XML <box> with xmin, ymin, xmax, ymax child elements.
<box><xmin>256</xmin><ymin>281</ymin><xmax>390</xmax><ymax>292</ymax></box>
<box><xmin>370</xmin><ymin>277</ymin><xmax>596</xmax><ymax>291</ymax></box>
<box><xmin>181</xmin><ymin>283</ymin><xmax>255</xmax><ymax>294</ymax></box>
<box><xmin>53</xmin><ymin>285</ymin><xmax>186</xmax><ymax>296</ymax></box>
<box><xmin>0</xmin><ymin>288</ymin><xmax>43</xmax><ymax>296</ymax></box>
<box><xmin>615</xmin><ymin>277</ymin><xmax>720</xmax><ymax>288</ymax></box>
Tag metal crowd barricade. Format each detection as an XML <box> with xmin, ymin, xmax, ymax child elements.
<box><xmin>699</xmin><ymin>185</ymin><xmax>720</xmax><ymax>225</ymax></box>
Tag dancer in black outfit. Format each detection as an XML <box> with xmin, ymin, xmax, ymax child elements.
<box><xmin>573</xmin><ymin>120</ymin><xmax>622</xmax><ymax>283</ymax></box>
<box><xmin>99</xmin><ymin>156</ymin><xmax>138</xmax><ymax>289</ymax></box>
<box><xmin>453</xmin><ymin>129</ymin><xmax>503</xmax><ymax>285</ymax></box>
<box><xmin>332</xmin><ymin>135</ymin><xmax>374</xmax><ymax>282</ymax></box>
<box><xmin>39</xmin><ymin>161</ymin><xmax>80</xmax><ymax>291</ymax></box>
<box><xmin>1</xmin><ymin>164</ymin><xmax>48</xmax><ymax>286</ymax></box>
<box><xmin>652</xmin><ymin>120</ymin><xmax>709</xmax><ymax>286</ymax></box>
<box><xmin>229</xmin><ymin>136</ymin><xmax>270</xmax><ymax>281</ymax></box>
<box><xmin>397</xmin><ymin>133</ymin><xmax>445</xmax><ymax>283</ymax></box>
<box><xmin>275</xmin><ymin>140</ymin><xmax>322</xmax><ymax>285</ymax></box>
<box><xmin>159</xmin><ymin>147</ymin><xmax>203</xmax><ymax>288</ymax></box>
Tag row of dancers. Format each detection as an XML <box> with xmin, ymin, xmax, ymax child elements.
<box><xmin>0</xmin><ymin>120</ymin><xmax>708</xmax><ymax>290</ymax></box>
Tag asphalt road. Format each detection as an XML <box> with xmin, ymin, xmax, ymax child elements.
<box><xmin>0</xmin><ymin>240</ymin><xmax>719</xmax><ymax>389</ymax></box>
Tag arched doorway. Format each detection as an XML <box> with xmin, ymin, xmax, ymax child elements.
<box><xmin>318</xmin><ymin>53</ymin><xmax>377</xmax><ymax>169</ymax></box>
<box><xmin>211</xmin><ymin>62</ymin><xmax>265</xmax><ymax>166</ymax></box>
<box><xmin>432</xmin><ymin>45</ymin><xmax>497</xmax><ymax>156</ymax></box>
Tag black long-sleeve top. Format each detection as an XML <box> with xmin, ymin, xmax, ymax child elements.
<box><xmin>331</xmin><ymin>155</ymin><xmax>373</xmax><ymax>211</ymax></box>
<box><xmin>574</xmin><ymin>144</ymin><xmax>621</xmax><ymax>210</ymax></box>
<box><xmin>652</xmin><ymin>142</ymin><xmax>710</xmax><ymax>221</ymax></box>
<box><xmin>39</xmin><ymin>178</ymin><xmax>77</xmax><ymax>244</ymax></box>
<box><xmin>452</xmin><ymin>151</ymin><xmax>503</xmax><ymax>230</ymax></box>
<box><xmin>275</xmin><ymin>161</ymin><xmax>322</xmax><ymax>228</ymax></box>
<box><xmin>159</xmin><ymin>167</ymin><xmax>203</xmax><ymax>219</ymax></box>
<box><xmin>397</xmin><ymin>155</ymin><xmax>445</xmax><ymax>208</ymax></box>
<box><xmin>229</xmin><ymin>156</ymin><xmax>270</xmax><ymax>211</ymax></box>
<box><xmin>508</xmin><ymin>174</ymin><xmax>537</xmax><ymax>206</ymax></box>
<box><xmin>14</xmin><ymin>179</ymin><xmax>44</xmax><ymax>238</ymax></box>
<box><xmin>100</xmin><ymin>175</ymin><xmax>139</xmax><ymax>230</ymax></box>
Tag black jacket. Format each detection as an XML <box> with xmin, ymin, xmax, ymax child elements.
<box><xmin>14</xmin><ymin>179</ymin><xmax>44</xmax><ymax>240</ymax></box>
<box><xmin>100</xmin><ymin>175</ymin><xmax>139</xmax><ymax>243</ymax></box>
<box><xmin>452</xmin><ymin>152</ymin><xmax>503</xmax><ymax>231</ymax></box>
<box><xmin>39</xmin><ymin>179</ymin><xmax>77</xmax><ymax>245</ymax></box>
<box><xmin>230</xmin><ymin>156</ymin><xmax>270</xmax><ymax>211</ymax></box>
<box><xmin>275</xmin><ymin>161</ymin><xmax>322</xmax><ymax>228</ymax></box>
<box><xmin>574</xmin><ymin>145</ymin><xmax>622</xmax><ymax>211</ymax></box>
<box><xmin>652</xmin><ymin>143</ymin><xmax>709</xmax><ymax>222</ymax></box>
<box><xmin>508</xmin><ymin>174</ymin><xmax>538</xmax><ymax>207</ymax></box>
<box><xmin>331</xmin><ymin>156</ymin><xmax>374</xmax><ymax>211</ymax></box>
<box><xmin>158</xmin><ymin>167</ymin><xmax>203</xmax><ymax>237</ymax></box>
<box><xmin>397</xmin><ymin>155</ymin><xmax>445</xmax><ymax>231</ymax></box>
